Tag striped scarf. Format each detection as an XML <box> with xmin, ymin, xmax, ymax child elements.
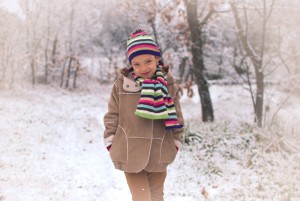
<box><xmin>130</xmin><ymin>66</ymin><xmax>183</xmax><ymax>129</ymax></box>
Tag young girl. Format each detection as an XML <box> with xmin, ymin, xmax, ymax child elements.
<box><xmin>103</xmin><ymin>29</ymin><xmax>184</xmax><ymax>201</ymax></box>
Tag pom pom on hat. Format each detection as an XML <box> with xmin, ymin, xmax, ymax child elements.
<box><xmin>126</xmin><ymin>29</ymin><xmax>161</xmax><ymax>64</ymax></box>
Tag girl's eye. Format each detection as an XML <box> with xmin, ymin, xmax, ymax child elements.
<box><xmin>133</xmin><ymin>64</ymin><xmax>140</xmax><ymax>67</ymax></box>
<box><xmin>146</xmin><ymin>60</ymin><xmax>152</xmax><ymax>64</ymax></box>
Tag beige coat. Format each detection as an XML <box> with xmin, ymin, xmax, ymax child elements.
<box><xmin>103</xmin><ymin>73</ymin><xmax>184</xmax><ymax>173</ymax></box>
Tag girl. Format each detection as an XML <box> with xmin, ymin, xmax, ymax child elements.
<box><xmin>103</xmin><ymin>29</ymin><xmax>184</xmax><ymax>201</ymax></box>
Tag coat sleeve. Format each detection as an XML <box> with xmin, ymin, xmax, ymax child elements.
<box><xmin>103</xmin><ymin>82</ymin><xmax>119</xmax><ymax>151</ymax></box>
<box><xmin>172</xmin><ymin>86</ymin><xmax>185</xmax><ymax>150</ymax></box>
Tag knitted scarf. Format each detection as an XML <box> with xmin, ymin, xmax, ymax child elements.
<box><xmin>130</xmin><ymin>66</ymin><xmax>183</xmax><ymax>129</ymax></box>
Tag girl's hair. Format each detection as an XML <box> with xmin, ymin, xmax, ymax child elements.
<box><xmin>120</xmin><ymin>60</ymin><xmax>169</xmax><ymax>76</ymax></box>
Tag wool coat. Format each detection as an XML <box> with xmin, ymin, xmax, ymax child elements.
<box><xmin>103</xmin><ymin>72</ymin><xmax>184</xmax><ymax>173</ymax></box>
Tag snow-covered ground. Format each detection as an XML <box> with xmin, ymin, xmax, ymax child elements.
<box><xmin>0</xmin><ymin>83</ymin><xmax>299</xmax><ymax>201</ymax></box>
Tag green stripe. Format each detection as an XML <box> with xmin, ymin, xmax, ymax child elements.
<box><xmin>135</xmin><ymin>111</ymin><xmax>169</xmax><ymax>119</ymax></box>
<box><xmin>141</xmin><ymin>92</ymin><xmax>163</xmax><ymax>97</ymax></box>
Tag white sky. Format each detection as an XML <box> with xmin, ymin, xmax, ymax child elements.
<box><xmin>0</xmin><ymin>0</ymin><xmax>21</xmax><ymax>14</ymax></box>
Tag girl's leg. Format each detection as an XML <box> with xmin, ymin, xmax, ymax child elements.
<box><xmin>124</xmin><ymin>170</ymin><xmax>151</xmax><ymax>201</ymax></box>
<box><xmin>147</xmin><ymin>171</ymin><xmax>167</xmax><ymax>201</ymax></box>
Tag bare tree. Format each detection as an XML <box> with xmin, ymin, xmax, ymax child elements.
<box><xmin>63</xmin><ymin>0</ymin><xmax>76</xmax><ymax>89</ymax></box>
<box><xmin>184</xmin><ymin>0</ymin><xmax>215</xmax><ymax>122</ymax></box>
<box><xmin>230</xmin><ymin>0</ymin><xmax>275</xmax><ymax>126</ymax></box>
<box><xmin>43</xmin><ymin>0</ymin><xmax>51</xmax><ymax>84</ymax></box>
<box><xmin>20</xmin><ymin>0</ymin><xmax>45</xmax><ymax>86</ymax></box>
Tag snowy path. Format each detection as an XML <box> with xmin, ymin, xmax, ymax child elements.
<box><xmin>0</xmin><ymin>86</ymin><xmax>189</xmax><ymax>201</ymax></box>
<box><xmin>1</xmin><ymin>85</ymin><xmax>299</xmax><ymax>201</ymax></box>
<box><xmin>0</xmin><ymin>86</ymin><xmax>132</xmax><ymax>201</ymax></box>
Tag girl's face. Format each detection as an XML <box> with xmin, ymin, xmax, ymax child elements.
<box><xmin>131</xmin><ymin>54</ymin><xmax>160</xmax><ymax>79</ymax></box>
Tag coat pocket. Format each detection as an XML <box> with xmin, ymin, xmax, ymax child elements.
<box><xmin>159</xmin><ymin>133</ymin><xmax>177</xmax><ymax>164</ymax></box>
<box><xmin>110</xmin><ymin>126</ymin><xmax>128</xmax><ymax>164</ymax></box>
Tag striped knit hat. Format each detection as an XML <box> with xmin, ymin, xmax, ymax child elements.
<box><xmin>126</xmin><ymin>29</ymin><xmax>161</xmax><ymax>64</ymax></box>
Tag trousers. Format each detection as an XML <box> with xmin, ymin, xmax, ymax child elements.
<box><xmin>124</xmin><ymin>170</ymin><xmax>167</xmax><ymax>201</ymax></box>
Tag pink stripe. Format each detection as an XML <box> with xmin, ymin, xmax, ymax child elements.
<box><xmin>143</xmin><ymin>80</ymin><xmax>158</xmax><ymax>84</ymax></box>
<box><xmin>139</xmin><ymin>99</ymin><xmax>165</xmax><ymax>106</ymax></box>
<box><xmin>131</xmin><ymin>44</ymin><xmax>158</xmax><ymax>49</ymax></box>
<box><xmin>165</xmin><ymin>120</ymin><xmax>179</xmax><ymax>124</ymax></box>
<box><xmin>157</xmin><ymin>77</ymin><xmax>167</xmax><ymax>85</ymax></box>
<box><xmin>142</xmin><ymin>79</ymin><xmax>167</xmax><ymax>86</ymax></box>
<box><xmin>164</xmin><ymin>98</ymin><xmax>173</xmax><ymax>104</ymax></box>
<box><xmin>128</xmin><ymin>44</ymin><xmax>159</xmax><ymax>53</ymax></box>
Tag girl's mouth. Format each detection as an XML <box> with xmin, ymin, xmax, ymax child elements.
<box><xmin>141</xmin><ymin>72</ymin><xmax>150</xmax><ymax>76</ymax></box>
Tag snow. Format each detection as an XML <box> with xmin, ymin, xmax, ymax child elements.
<box><xmin>0</xmin><ymin>83</ymin><xmax>300</xmax><ymax>201</ymax></box>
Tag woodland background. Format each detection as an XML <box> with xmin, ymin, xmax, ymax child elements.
<box><xmin>0</xmin><ymin>0</ymin><xmax>300</xmax><ymax>200</ymax></box>
<box><xmin>1</xmin><ymin>0</ymin><xmax>300</xmax><ymax>126</ymax></box>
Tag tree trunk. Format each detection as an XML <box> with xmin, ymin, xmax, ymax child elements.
<box><xmin>51</xmin><ymin>35</ymin><xmax>58</xmax><ymax>68</ymax></box>
<box><xmin>30</xmin><ymin>58</ymin><xmax>36</xmax><ymax>86</ymax></box>
<box><xmin>9</xmin><ymin>63</ymin><xmax>16</xmax><ymax>89</ymax></box>
<box><xmin>185</xmin><ymin>0</ymin><xmax>214</xmax><ymax>122</ymax></box>
<box><xmin>179</xmin><ymin>57</ymin><xmax>187</xmax><ymax>83</ymax></box>
<box><xmin>1</xmin><ymin>49</ymin><xmax>9</xmax><ymax>85</ymax></box>
<box><xmin>44</xmin><ymin>46</ymin><xmax>49</xmax><ymax>84</ymax></box>
<box><xmin>65</xmin><ymin>56</ymin><xmax>73</xmax><ymax>88</ymax></box>
<box><xmin>73</xmin><ymin>58</ymin><xmax>79</xmax><ymax>88</ymax></box>
<box><xmin>254</xmin><ymin>63</ymin><xmax>264</xmax><ymax>126</ymax></box>
<box><xmin>60</xmin><ymin>59</ymin><xmax>68</xmax><ymax>88</ymax></box>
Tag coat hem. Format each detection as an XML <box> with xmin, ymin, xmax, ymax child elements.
<box><xmin>113</xmin><ymin>162</ymin><xmax>168</xmax><ymax>173</ymax></box>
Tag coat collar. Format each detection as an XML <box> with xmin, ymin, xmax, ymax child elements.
<box><xmin>123</xmin><ymin>76</ymin><xmax>141</xmax><ymax>92</ymax></box>
<box><xmin>121</xmin><ymin>72</ymin><xmax>174</xmax><ymax>92</ymax></box>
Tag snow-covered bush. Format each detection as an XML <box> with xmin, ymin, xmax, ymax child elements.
<box><xmin>166</xmin><ymin>120</ymin><xmax>300</xmax><ymax>201</ymax></box>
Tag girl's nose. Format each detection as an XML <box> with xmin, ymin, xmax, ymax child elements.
<box><xmin>137</xmin><ymin>65</ymin><xmax>147</xmax><ymax>71</ymax></box>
